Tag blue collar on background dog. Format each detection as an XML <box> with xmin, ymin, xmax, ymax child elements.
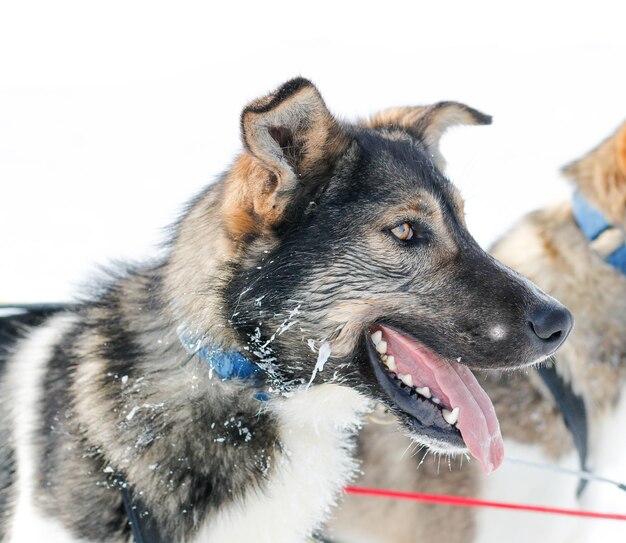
<box><xmin>178</xmin><ymin>328</ymin><xmax>268</xmax><ymax>400</ymax></box>
<box><xmin>572</xmin><ymin>191</ymin><xmax>626</xmax><ymax>274</ymax></box>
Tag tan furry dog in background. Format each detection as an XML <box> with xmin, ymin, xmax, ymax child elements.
<box><xmin>327</xmin><ymin>122</ymin><xmax>626</xmax><ymax>543</ymax></box>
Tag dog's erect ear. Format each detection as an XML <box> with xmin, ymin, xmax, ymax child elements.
<box><xmin>363</xmin><ymin>102</ymin><xmax>492</xmax><ymax>170</ymax></box>
<box><xmin>562</xmin><ymin>120</ymin><xmax>626</xmax><ymax>226</ymax></box>
<box><xmin>223</xmin><ymin>78</ymin><xmax>348</xmax><ymax>238</ymax></box>
<box><xmin>241</xmin><ymin>78</ymin><xmax>346</xmax><ymax>177</ymax></box>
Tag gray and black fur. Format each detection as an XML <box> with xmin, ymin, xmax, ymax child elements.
<box><xmin>0</xmin><ymin>78</ymin><xmax>572</xmax><ymax>542</ymax></box>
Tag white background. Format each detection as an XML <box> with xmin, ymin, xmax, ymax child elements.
<box><xmin>1</xmin><ymin>0</ymin><xmax>626</xmax><ymax>537</ymax></box>
<box><xmin>2</xmin><ymin>1</ymin><xmax>625</xmax><ymax>303</ymax></box>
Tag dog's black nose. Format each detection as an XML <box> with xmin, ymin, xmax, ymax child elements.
<box><xmin>527</xmin><ymin>305</ymin><xmax>574</xmax><ymax>353</ymax></box>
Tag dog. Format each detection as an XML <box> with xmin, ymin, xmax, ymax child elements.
<box><xmin>0</xmin><ymin>78</ymin><xmax>573</xmax><ymax>543</ymax></box>
<box><xmin>327</xmin><ymin>121</ymin><xmax>626</xmax><ymax>543</ymax></box>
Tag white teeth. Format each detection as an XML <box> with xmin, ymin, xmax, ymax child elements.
<box><xmin>416</xmin><ymin>386</ymin><xmax>431</xmax><ymax>398</ymax></box>
<box><xmin>375</xmin><ymin>341</ymin><xmax>387</xmax><ymax>354</ymax></box>
<box><xmin>432</xmin><ymin>397</ymin><xmax>441</xmax><ymax>404</ymax></box>
<box><xmin>385</xmin><ymin>355</ymin><xmax>396</xmax><ymax>371</ymax></box>
<box><xmin>371</xmin><ymin>331</ymin><xmax>383</xmax><ymax>345</ymax></box>
<box><xmin>442</xmin><ymin>407</ymin><xmax>460</xmax><ymax>425</ymax></box>
<box><xmin>400</xmin><ymin>374</ymin><xmax>413</xmax><ymax>387</ymax></box>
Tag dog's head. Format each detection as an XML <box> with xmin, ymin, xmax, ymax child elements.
<box><xmin>179</xmin><ymin>78</ymin><xmax>573</xmax><ymax>473</ymax></box>
<box><xmin>563</xmin><ymin>120</ymin><xmax>626</xmax><ymax>231</ymax></box>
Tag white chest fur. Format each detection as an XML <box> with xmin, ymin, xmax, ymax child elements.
<box><xmin>191</xmin><ymin>384</ymin><xmax>369</xmax><ymax>543</ymax></box>
<box><xmin>5</xmin><ymin>314</ymin><xmax>83</xmax><ymax>543</ymax></box>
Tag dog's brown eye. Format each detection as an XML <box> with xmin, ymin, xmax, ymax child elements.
<box><xmin>390</xmin><ymin>223</ymin><xmax>414</xmax><ymax>241</ymax></box>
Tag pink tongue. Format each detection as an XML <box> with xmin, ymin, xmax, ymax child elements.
<box><xmin>381</xmin><ymin>326</ymin><xmax>504</xmax><ymax>473</ymax></box>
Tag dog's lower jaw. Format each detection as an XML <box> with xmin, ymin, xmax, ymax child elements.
<box><xmin>407</xmin><ymin>432</ymin><xmax>469</xmax><ymax>457</ymax></box>
<box><xmin>192</xmin><ymin>384</ymin><xmax>370</xmax><ymax>543</ymax></box>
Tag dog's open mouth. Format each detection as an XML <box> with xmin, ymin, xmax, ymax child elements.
<box><xmin>366</xmin><ymin>324</ymin><xmax>504</xmax><ymax>473</ymax></box>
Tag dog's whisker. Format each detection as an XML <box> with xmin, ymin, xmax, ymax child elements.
<box><xmin>400</xmin><ymin>440</ymin><xmax>415</xmax><ymax>460</ymax></box>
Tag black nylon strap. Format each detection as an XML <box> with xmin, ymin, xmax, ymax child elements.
<box><xmin>119</xmin><ymin>481</ymin><xmax>165</xmax><ymax>543</ymax></box>
<box><xmin>536</xmin><ymin>362</ymin><xmax>589</xmax><ymax>496</ymax></box>
<box><xmin>120</xmin><ymin>484</ymin><xmax>148</xmax><ymax>543</ymax></box>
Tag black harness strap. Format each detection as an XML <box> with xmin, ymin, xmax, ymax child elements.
<box><xmin>536</xmin><ymin>361</ymin><xmax>589</xmax><ymax>497</ymax></box>
<box><xmin>119</xmin><ymin>480</ymin><xmax>165</xmax><ymax>543</ymax></box>
<box><xmin>120</xmin><ymin>483</ymin><xmax>148</xmax><ymax>543</ymax></box>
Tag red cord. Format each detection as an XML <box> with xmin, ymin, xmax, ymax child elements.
<box><xmin>344</xmin><ymin>486</ymin><xmax>626</xmax><ymax>521</ymax></box>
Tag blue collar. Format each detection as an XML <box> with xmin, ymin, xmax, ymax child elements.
<box><xmin>178</xmin><ymin>328</ymin><xmax>268</xmax><ymax>400</ymax></box>
<box><xmin>572</xmin><ymin>191</ymin><xmax>626</xmax><ymax>274</ymax></box>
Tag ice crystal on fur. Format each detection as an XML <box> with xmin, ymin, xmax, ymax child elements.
<box><xmin>307</xmin><ymin>341</ymin><xmax>332</xmax><ymax>389</ymax></box>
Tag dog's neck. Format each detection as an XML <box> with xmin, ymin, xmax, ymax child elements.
<box><xmin>572</xmin><ymin>191</ymin><xmax>626</xmax><ymax>274</ymax></box>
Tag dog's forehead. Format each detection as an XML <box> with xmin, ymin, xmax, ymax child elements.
<box><xmin>341</xmin><ymin>129</ymin><xmax>461</xmax><ymax>211</ymax></box>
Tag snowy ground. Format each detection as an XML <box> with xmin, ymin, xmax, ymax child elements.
<box><xmin>1</xmin><ymin>0</ymin><xmax>625</xmax><ymax>539</ymax></box>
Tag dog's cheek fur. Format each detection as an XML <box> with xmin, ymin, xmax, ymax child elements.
<box><xmin>225</xmin><ymin>234</ymin><xmax>534</xmax><ymax>395</ymax></box>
